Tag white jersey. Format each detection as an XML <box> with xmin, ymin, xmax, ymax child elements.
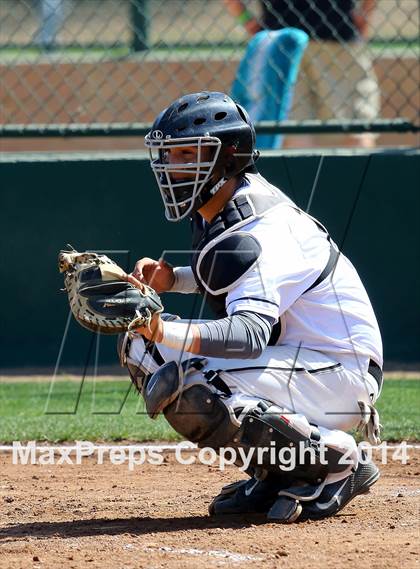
<box><xmin>225</xmin><ymin>173</ymin><xmax>383</xmax><ymax>368</ymax></box>
<box><xmin>129</xmin><ymin>175</ymin><xmax>382</xmax><ymax>473</ymax></box>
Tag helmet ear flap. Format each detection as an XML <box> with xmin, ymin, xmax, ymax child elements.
<box><xmin>220</xmin><ymin>145</ymin><xmax>237</xmax><ymax>177</ymax></box>
<box><xmin>208</xmin><ymin>145</ymin><xmax>236</xmax><ymax>183</ymax></box>
<box><xmin>216</xmin><ymin>143</ymin><xmax>254</xmax><ymax>179</ymax></box>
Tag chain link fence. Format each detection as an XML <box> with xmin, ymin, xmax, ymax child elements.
<box><xmin>0</xmin><ymin>0</ymin><xmax>418</xmax><ymax>137</ymax></box>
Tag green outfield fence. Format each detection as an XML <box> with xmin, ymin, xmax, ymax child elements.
<box><xmin>0</xmin><ymin>0</ymin><xmax>419</xmax><ymax>135</ymax></box>
<box><xmin>1</xmin><ymin>148</ymin><xmax>419</xmax><ymax>369</ymax></box>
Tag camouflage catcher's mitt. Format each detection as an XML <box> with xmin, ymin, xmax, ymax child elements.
<box><xmin>58</xmin><ymin>247</ymin><xmax>163</xmax><ymax>334</ymax></box>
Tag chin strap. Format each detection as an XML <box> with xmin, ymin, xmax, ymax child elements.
<box><xmin>199</xmin><ymin>147</ymin><xmax>257</xmax><ymax>208</ymax></box>
<box><xmin>196</xmin><ymin>176</ymin><xmax>228</xmax><ymax>213</ymax></box>
<box><xmin>208</xmin><ymin>176</ymin><xmax>228</xmax><ymax>196</ymax></box>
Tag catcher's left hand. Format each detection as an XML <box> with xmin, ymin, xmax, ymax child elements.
<box><xmin>58</xmin><ymin>246</ymin><xmax>163</xmax><ymax>335</ymax></box>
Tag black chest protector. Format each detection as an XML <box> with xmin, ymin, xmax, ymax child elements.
<box><xmin>190</xmin><ymin>191</ymin><xmax>283</xmax><ymax>318</ymax></box>
<box><xmin>190</xmin><ymin>184</ymin><xmax>339</xmax><ymax>342</ymax></box>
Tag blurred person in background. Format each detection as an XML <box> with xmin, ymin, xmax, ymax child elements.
<box><xmin>34</xmin><ymin>0</ymin><xmax>66</xmax><ymax>50</ymax></box>
<box><xmin>224</xmin><ymin>0</ymin><xmax>380</xmax><ymax>148</ymax></box>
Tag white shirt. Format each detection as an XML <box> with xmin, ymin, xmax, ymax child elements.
<box><xmin>225</xmin><ymin>173</ymin><xmax>383</xmax><ymax>368</ymax></box>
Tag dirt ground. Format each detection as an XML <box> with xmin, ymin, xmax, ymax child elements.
<box><xmin>0</xmin><ymin>447</ymin><xmax>419</xmax><ymax>569</ymax></box>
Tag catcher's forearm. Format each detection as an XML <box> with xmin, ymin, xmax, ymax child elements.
<box><xmin>160</xmin><ymin>311</ymin><xmax>274</xmax><ymax>358</ymax></box>
<box><xmin>160</xmin><ymin>321</ymin><xmax>199</xmax><ymax>351</ymax></box>
<box><xmin>169</xmin><ymin>266</ymin><xmax>199</xmax><ymax>294</ymax></box>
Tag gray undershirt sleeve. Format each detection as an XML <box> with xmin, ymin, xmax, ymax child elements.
<box><xmin>170</xmin><ymin>266</ymin><xmax>199</xmax><ymax>294</ymax></box>
<box><xmin>197</xmin><ymin>311</ymin><xmax>276</xmax><ymax>359</ymax></box>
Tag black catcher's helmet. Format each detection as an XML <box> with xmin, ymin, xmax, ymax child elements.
<box><xmin>145</xmin><ymin>91</ymin><xmax>257</xmax><ymax>221</ymax></box>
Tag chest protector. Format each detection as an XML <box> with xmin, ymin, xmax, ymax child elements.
<box><xmin>190</xmin><ymin>177</ymin><xmax>339</xmax><ymax>343</ymax></box>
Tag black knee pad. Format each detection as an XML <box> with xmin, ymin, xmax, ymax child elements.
<box><xmin>143</xmin><ymin>361</ymin><xmax>181</xmax><ymax>419</ymax></box>
<box><xmin>143</xmin><ymin>359</ymin><xmax>239</xmax><ymax>448</ymax></box>
<box><xmin>164</xmin><ymin>383</ymin><xmax>239</xmax><ymax>448</ymax></box>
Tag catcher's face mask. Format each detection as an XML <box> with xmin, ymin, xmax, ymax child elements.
<box><xmin>145</xmin><ymin>135</ymin><xmax>223</xmax><ymax>221</ymax></box>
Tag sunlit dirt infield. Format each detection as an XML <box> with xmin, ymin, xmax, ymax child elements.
<box><xmin>0</xmin><ymin>447</ymin><xmax>419</xmax><ymax>569</ymax></box>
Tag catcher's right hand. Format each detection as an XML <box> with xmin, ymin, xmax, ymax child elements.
<box><xmin>131</xmin><ymin>257</ymin><xmax>175</xmax><ymax>293</ymax></box>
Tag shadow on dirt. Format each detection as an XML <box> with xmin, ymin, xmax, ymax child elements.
<box><xmin>0</xmin><ymin>514</ymin><xmax>268</xmax><ymax>540</ymax></box>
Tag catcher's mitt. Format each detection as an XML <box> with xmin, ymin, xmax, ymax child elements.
<box><xmin>58</xmin><ymin>246</ymin><xmax>163</xmax><ymax>335</ymax></box>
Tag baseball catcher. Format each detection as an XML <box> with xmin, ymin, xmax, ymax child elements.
<box><xmin>71</xmin><ymin>92</ymin><xmax>383</xmax><ymax>523</ymax></box>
